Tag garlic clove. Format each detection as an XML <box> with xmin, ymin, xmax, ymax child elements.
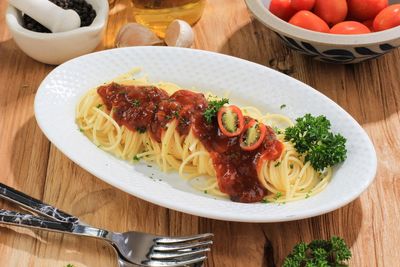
<box><xmin>164</xmin><ymin>19</ymin><xmax>194</xmax><ymax>48</ymax></box>
<box><xmin>115</xmin><ymin>23</ymin><xmax>163</xmax><ymax>48</ymax></box>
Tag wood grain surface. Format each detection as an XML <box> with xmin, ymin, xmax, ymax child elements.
<box><xmin>1</xmin><ymin>0</ymin><xmax>399</xmax><ymax>266</ymax></box>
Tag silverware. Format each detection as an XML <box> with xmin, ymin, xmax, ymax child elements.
<box><xmin>0</xmin><ymin>183</ymin><xmax>212</xmax><ymax>266</ymax></box>
<box><xmin>0</xmin><ymin>183</ymin><xmax>141</xmax><ymax>267</ymax></box>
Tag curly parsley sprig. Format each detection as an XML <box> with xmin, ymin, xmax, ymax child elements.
<box><xmin>203</xmin><ymin>98</ymin><xmax>229</xmax><ymax>123</ymax></box>
<box><xmin>284</xmin><ymin>114</ymin><xmax>347</xmax><ymax>171</ymax></box>
<box><xmin>283</xmin><ymin>236</ymin><xmax>352</xmax><ymax>267</ymax></box>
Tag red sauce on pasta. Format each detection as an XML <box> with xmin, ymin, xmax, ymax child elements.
<box><xmin>98</xmin><ymin>83</ymin><xmax>283</xmax><ymax>203</ymax></box>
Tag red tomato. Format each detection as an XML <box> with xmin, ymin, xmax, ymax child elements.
<box><xmin>289</xmin><ymin>10</ymin><xmax>330</xmax><ymax>32</ymax></box>
<box><xmin>240</xmin><ymin>120</ymin><xmax>267</xmax><ymax>151</ymax></box>
<box><xmin>330</xmin><ymin>21</ymin><xmax>371</xmax><ymax>34</ymax></box>
<box><xmin>217</xmin><ymin>105</ymin><xmax>245</xmax><ymax>137</ymax></box>
<box><xmin>314</xmin><ymin>0</ymin><xmax>347</xmax><ymax>25</ymax></box>
<box><xmin>269</xmin><ymin>0</ymin><xmax>296</xmax><ymax>21</ymax></box>
<box><xmin>348</xmin><ymin>0</ymin><xmax>388</xmax><ymax>21</ymax></box>
<box><xmin>290</xmin><ymin>0</ymin><xmax>315</xmax><ymax>11</ymax></box>
<box><xmin>262</xmin><ymin>140</ymin><xmax>284</xmax><ymax>161</ymax></box>
<box><xmin>363</xmin><ymin>19</ymin><xmax>375</xmax><ymax>32</ymax></box>
<box><xmin>373</xmin><ymin>4</ymin><xmax>400</xmax><ymax>31</ymax></box>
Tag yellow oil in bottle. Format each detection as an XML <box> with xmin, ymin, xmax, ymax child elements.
<box><xmin>132</xmin><ymin>0</ymin><xmax>206</xmax><ymax>37</ymax></box>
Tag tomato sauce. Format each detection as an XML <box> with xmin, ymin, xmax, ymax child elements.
<box><xmin>98</xmin><ymin>83</ymin><xmax>283</xmax><ymax>203</ymax></box>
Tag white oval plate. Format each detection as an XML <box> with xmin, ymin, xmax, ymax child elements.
<box><xmin>34</xmin><ymin>47</ymin><xmax>377</xmax><ymax>222</ymax></box>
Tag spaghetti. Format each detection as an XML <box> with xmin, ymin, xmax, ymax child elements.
<box><xmin>76</xmin><ymin>70</ymin><xmax>332</xmax><ymax>203</ymax></box>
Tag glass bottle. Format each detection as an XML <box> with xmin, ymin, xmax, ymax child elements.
<box><xmin>131</xmin><ymin>0</ymin><xmax>206</xmax><ymax>37</ymax></box>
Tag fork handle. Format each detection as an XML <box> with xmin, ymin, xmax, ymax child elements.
<box><xmin>0</xmin><ymin>209</ymin><xmax>113</xmax><ymax>240</ymax></box>
<box><xmin>0</xmin><ymin>209</ymin><xmax>74</xmax><ymax>232</ymax></box>
<box><xmin>0</xmin><ymin>183</ymin><xmax>79</xmax><ymax>224</ymax></box>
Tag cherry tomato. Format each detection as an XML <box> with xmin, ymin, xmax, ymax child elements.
<box><xmin>288</xmin><ymin>10</ymin><xmax>330</xmax><ymax>33</ymax></box>
<box><xmin>263</xmin><ymin>140</ymin><xmax>284</xmax><ymax>161</ymax></box>
<box><xmin>269</xmin><ymin>0</ymin><xmax>296</xmax><ymax>21</ymax></box>
<box><xmin>330</xmin><ymin>21</ymin><xmax>371</xmax><ymax>34</ymax></box>
<box><xmin>348</xmin><ymin>0</ymin><xmax>388</xmax><ymax>21</ymax></box>
<box><xmin>314</xmin><ymin>0</ymin><xmax>348</xmax><ymax>25</ymax></box>
<box><xmin>240</xmin><ymin>120</ymin><xmax>267</xmax><ymax>151</ymax></box>
<box><xmin>217</xmin><ymin>105</ymin><xmax>244</xmax><ymax>137</ymax></box>
<box><xmin>257</xmin><ymin>140</ymin><xmax>284</xmax><ymax>172</ymax></box>
<box><xmin>362</xmin><ymin>19</ymin><xmax>375</xmax><ymax>32</ymax></box>
<box><xmin>290</xmin><ymin>0</ymin><xmax>315</xmax><ymax>11</ymax></box>
<box><xmin>373</xmin><ymin>4</ymin><xmax>400</xmax><ymax>31</ymax></box>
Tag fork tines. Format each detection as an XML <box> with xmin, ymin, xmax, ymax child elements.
<box><xmin>148</xmin><ymin>233</ymin><xmax>213</xmax><ymax>266</ymax></box>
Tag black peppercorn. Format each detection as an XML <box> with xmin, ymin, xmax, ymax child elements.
<box><xmin>22</xmin><ymin>0</ymin><xmax>97</xmax><ymax>33</ymax></box>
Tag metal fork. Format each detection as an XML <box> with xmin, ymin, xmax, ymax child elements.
<box><xmin>0</xmin><ymin>184</ymin><xmax>141</xmax><ymax>267</ymax></box>
<box><xmin>0</xmin><ymin>183</ymin><xmax>213</xmax><ymax>266</ymax></box>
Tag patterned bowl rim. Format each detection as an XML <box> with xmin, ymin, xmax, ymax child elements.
<box><xmin>245</xmin><ymin>0</ymin><xmax>400</xmax><ymax>46</ymax></box>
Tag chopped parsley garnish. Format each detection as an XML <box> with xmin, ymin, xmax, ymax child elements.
<box><xmin>131</xmin><ymin>99</ymin><xmax>140</xmax><ymax>107</ymax></box>
<box><xmin>166</xmin><ymin>111</ymin><xmax>180</xmax><ymax>120</ymax></box>
<box><xmin>273</xmin><ymin>192</ymin><xmax>282</xmax><ymax>200</ymax></box>
<box><xmin>274</xmin><ymin>161</ymin><xmax>281</xmax><ymax>167</ymax></box>
<box><xmin>133</xmin><ymin>155</ymin><xmax>141</xmax><ymax>161</ymax></box>
<box><xmin>305</xmin><ymin>193</ymin><xmax>310</xmax><ymax>199</ymax></box>
<box><xmin>204</xmin><ymin>190</ymin><xmax>208</xmax><ymax>194</ymax></box>
<box><xmin>203</xmin><ymin>98</ymin><xmax>229</xmax><ymax>123</ymax></box>
<box><xmin>96</xmin><ymin>104</ymin><xmax>103</xmax><ymax>109</ymax></box>
<box><xmin>289</xmin><ymin>164</ymin><xmax>294</xmax><ymax>169</ymax></box>
<box><xmin>172</xmin><ymin>110</ymin><xmax>179</xmax><ymax>118</ymax></box>
<box><xmin>280</xmin><ymin>104</ymin><xmax>287</xmax><ymax>109</ymax></box>
<box><xmin>79</xmin><ymin>128</ymin><xmax>83</xmax><ymax>132</ymax></box>
<box><xmin>284</xmin><ymin>114</ymin><xmax>347</xmax><ymax>171</ymax></box>
<box><xmin>283</xmin><ymin>236</ymin><xmax>352</xmax><ymax>267</ymax></box>
<box><xmin>261</xmin><ymin>199</ymin><xmax>269</xmax><ymax>203</ymax></box>
<box><xmin>136</xmin><ymin>127</ymin><xmax>146</xmax><ymax>134</ymax></box>
<box><xmin>273</xmin><ymin>126</ymin><xmax>282</xmax><ymax>134</ymax></box>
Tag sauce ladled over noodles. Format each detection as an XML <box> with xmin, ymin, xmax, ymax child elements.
<box><xmin>98</xmin><ymin>83</ymin><xmax>283</xmax><ymax>203</ymax></box>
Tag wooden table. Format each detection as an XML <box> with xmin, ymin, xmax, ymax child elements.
<box><xmin>1</xmin><ymin>0</ymin><xmax>399</xmax><ymax>266</ymax></box>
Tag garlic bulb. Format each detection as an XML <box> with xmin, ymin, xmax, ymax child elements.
<box><xmin>164</xmin><ymin>19</ymin><xmax>194</xmax><ymax>48</ymax></box>
<box><xmin>115</xmin><ymin>23</ymin><xmax>163</xmax><ymax>47</ymax></box>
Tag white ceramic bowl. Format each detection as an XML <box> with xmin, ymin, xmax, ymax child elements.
<box><xmin>6</xmin><ymin>0</ymin><xmax>108</xmax><ymax>65</ymax></box>
<box><xmin>245</xmin><ymin>0</ymin><xmax>400</xmax><ymax>63</ymax></box>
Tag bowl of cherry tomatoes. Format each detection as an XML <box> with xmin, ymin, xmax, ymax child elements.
<box><xmin>245</xmin><ymin>0</ymin><xmax>400</xmax><ymax>63</ymax></box>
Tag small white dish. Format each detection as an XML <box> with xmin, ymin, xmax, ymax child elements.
<box><xmin>34</xmin><ymin>47</ymin><xmax>377</xmax><ymax>222</ymax></box>
<box><xmin>6</xmin><ymin>0</ymin><xmax>108</xmax><ymax>65</ymax></box>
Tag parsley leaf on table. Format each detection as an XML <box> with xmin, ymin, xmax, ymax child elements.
<box><xmin>283</xmin><ymin>236</ymin><xmax>351</xmax><ymax>267</ymax></box>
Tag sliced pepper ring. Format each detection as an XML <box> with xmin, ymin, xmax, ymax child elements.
<box><xmin>217</xmin><ymin>105</ymin><xmax>245</xmax><ymax>137</ymax></box>
<box><xmin>240</xmin><ymin>120</ymin><xmax>267</xmax><ymax>151</ymax></box>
